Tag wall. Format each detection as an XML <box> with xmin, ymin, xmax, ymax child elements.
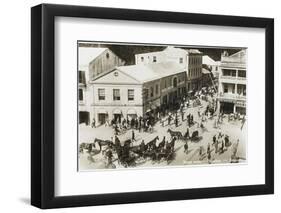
<box><xmin>0</xmin><ymin>0</ymin><xmax>280</xmax><ymax>212</ymax></box>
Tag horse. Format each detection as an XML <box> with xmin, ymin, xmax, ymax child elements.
<box><xmin>79</xmin><ymin>142</ymin><xmax>90</xmax><ymax>153</ymax></box>
<box><xmin>93</xmin><ymin>138</ymin><xmax>113</xmax><ymax>151</ymax></box>
<box><xmin>167</xmin><ymin>129</ymin><xmax>183</xmax><ymax>139</ymax></box>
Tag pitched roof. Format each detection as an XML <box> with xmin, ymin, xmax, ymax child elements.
<box><xmin>163</xmin><ymin>46</ymin><xmax>202</xmax><ymax>55</ymax></box>
<box><xmin>78</xmin><ymin>47</ymin><xmax>107</xmax><ymax>70</ymax></box>
<box><xmin>146</xmin><ymin>62</ymin><xmax>185</xmax><ymax>78</ymax></box>
<box><xmin>135</xmin><ymin>46</ymin><xmax>202</xmax><ymax>57</ymax></box>
<box><xmin>203</xmin><ymin>55</ymin><xmax>219</xmax><ymax>65</ymax></box>
<box><xmin>94</xmin><ymin>62</ymin><xmax>185</xmax><ymax>83</ymax></box>
<box><xmin>116</xmin><ymin>64</ymin><xmax>159</xmax><ymax>83</ymax></box>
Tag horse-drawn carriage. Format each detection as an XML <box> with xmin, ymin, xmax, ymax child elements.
<box><xmin>190</xmin><ymin>130</ymin><xmax>202</xmax><ymax>142</ymax></box>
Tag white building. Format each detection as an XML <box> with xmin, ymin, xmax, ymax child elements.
<box><xmin>78</xmin><ymin>47</ymin><xmax>124</xmax><ymax>124</ymax></box>
<box><xmin>203</xmin><ymin>55</ymin><xmax>220</xmax><ymax>79</ymax></box>
<box><xmin>217</xmin><ymin>50</ymin><xmax>247</xmax><ymax>114</ymax></box>
<box><xmin>91</xmin><ymin>62</ymin><xmax>186</xmax><ymax>125</ymax></box>
<box><xmin>135</xmin><ymin>46</ymin><xmax>203</xmax><ymax>91</ymax></box>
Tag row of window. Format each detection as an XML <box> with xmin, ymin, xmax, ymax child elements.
<box><xmin>189</xmin><ymin>68</ymin><xmax>201</xmax><ymax>78</ymax></box>
<box><xmin>140</xmin><ymin>56</ymin><xmax>184</xmax><ymax>64</ymax></box>
<box><xmin>223</xmin><ymin>83</ymin><xmax>246</xmax><ymax>96</ymax></box>
<box><xmin>78</xmin><ymin>71</ymin><xmax>86</xmax><ymax>84</ymax></box>
<box><xmin>189</xmin><ymin>56</ymin><xmax>201</xmax><ymax>65</ymax></box>
<box><xmin>140</xmin><ymin>55</ymin><xmax>157</xmax><ymax>63</ymax></box>
<box><xmin>222</xmin><ymin>69</ymin><xmax>246</xmax><ymax>78</ymax></box>
<box><xmin>97</xmin><ymin>89</ymin><xmax>135</xmax><ymax>101</ymax></box>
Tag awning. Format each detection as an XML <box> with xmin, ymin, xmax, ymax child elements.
<box><xmin>127</xmin><ymin>109</ymin><xmax>137</xmax><ymax>114</ymax></box>
<box><xmin>97</xmin><ymin>109</ymin><xmax>108</xmax><ymax>114</ymax></box>
<box><xmin>113</xmin><ymin>109</ymin><xmax>122</xmax><ymax>114</ymax></box>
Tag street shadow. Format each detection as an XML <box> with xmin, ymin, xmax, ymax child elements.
<box><xmin>19</xmin><ymin>197</ymin><xmax>30</xmax><ymax>205</ymax></box>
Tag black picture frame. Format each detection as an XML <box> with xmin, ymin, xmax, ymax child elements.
<box><xmin>31</xmin><ymin>3</ymin><xmax>274</xmax><ymax>209</ymax></box>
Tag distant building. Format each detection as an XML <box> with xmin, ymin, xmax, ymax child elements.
<box><xmin>135</xmin><ymin>46</ymin><xmax>203</xmax><ymax>92</ymax></box>
<box><xmin>217</xmin><ymin>50</ymin><xmax>247</xmax><ymax>114</ymax></box>
<box><xmin>202</xmin><ymin>55</ymin><xmax>220</xmax><ymax>79</ymax></box>
<box><xmin>201</xmin><ymin>68</ymin><xmax>213</xmax><ymax>88</ymax></box>
<box><xmin>91</xmin><ymin>62</ymin><xmax>186</xmax><ymax>125</ymax></box>
<box><xmin>78</xmin><ymin>47</ymin><xmax>125</xmax><ymax>124</ymax></box>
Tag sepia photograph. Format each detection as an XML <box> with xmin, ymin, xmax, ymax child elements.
<box><xmin>78</xmin><ymin>42</ymin><xmax>247</xmax><ymax>171</ymax></box>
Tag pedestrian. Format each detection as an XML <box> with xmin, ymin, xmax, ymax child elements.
<box><xmin>161</xmin><ymin>116</ymin><xmax>164</xmax><ymax>127</ymax></box>
<box><xmin>91</xmin><ymin>118</ymin><xmax>96</xmax><ymax>128</ymax></box>
<box><xmin>184</xmin><ymin>142</ymin><xmax>188</xmax><ymax>153</ymax></box>
<box><xmin>241</xmin><ymin>115</ymin><xmax>246</xmax><ymax>130</ymax></box>
<box><xmin>168</xmin><ymin>115</ymin><xmax>171</xmax><ymax>125</ymax></box>
<box><xmin>207</xmin><ymin>151</ymin><xmax>211</xmax><ymax>163</ymax></box>
<box><xmin>207</xmin><ymin>143</ymin><xmax>210</xmax><ymax>154</ymax></box>
<box><xmin>215</xmin><ymin>141</ymin><xmax>219</xmax><ymax>153</ymax></box>
<box><xmin>184</xmin><ymin>127</ymin><xmax>189</xmax><ymax>139</ymax></box>
<box><xmin>175</xmin><ymin>115</ymin><xmax>178</xmax><ymax>127</ymax></box>
<box><xmin>221</xmin><ymin>141</ymin><xmax>225</xmax><ymax>153</ymax></box>
<box><xmin>105</xmin><ymin>119</ymin><xmax>109</xmax><ymax>127</ymax></box>
<box><xmin>114</xmin><ymin>125</ymin><xmax>119</xmax><ymax>135</ymax></box>
<box><xmin>199</xmin><ymin>146</ymin><xmax>203</xmax><ymax>156</ymax></box>
<box><xmin>181</xmin><ymin>111</ymin><xmax>184</xmax><ymax>121</ymax></box>
<box><xmin>212</xmin><ymin>135</ymin><xmax>216</xmax><ymax>145</ymax></box>
<box><xmin>132</xmin><ymin>130</ymin><xmax>136</xmax><ymax>142</ymax></box>
<box><xmin>187</xmin><ymin>114</ymin><xmax>190</xmax><ymax>127</ymax></box>
<box><xmin>106</xmin><ymin>148</ymin><xmax>113</xmax><ymax>167</ymax></box>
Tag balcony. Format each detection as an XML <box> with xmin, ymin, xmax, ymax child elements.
<box><xmin>219</xmin><ymin>92</ymin><xmax>246</xmax><ymax>101</ymax></box>
<box><xmin>220</xmin><ymin>75</ymin><xmax>246</xmax><ymax>84</ymax></box>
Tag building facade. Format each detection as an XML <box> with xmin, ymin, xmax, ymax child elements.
<box><xmin>78</xmin><ymin>47</ymin><xmax>125</xmax><ymax>124</ymax></box>
<box><xmin>135</xmin><ymin>46</ymin><xmax>203</xmax><ymax>92</ymax></box>
<box><xmin>91</xmin><ymin>62</ymin><xmax>186</xmax><ymax>125</ymax></box>
<box><xmin>217</xmin><ymin>50</ymin><xmax>247</xmax><ymax>114</ymax></box>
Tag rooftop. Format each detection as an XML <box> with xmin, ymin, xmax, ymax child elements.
<box><xmin>203</xmin><ymin>55</ymin><xmax>219</xmax><ymax>66</ymax></box>
<box><xmin>136</xmin><ymin>46</ymin><xmax>202</xmax><ymax>56</ymax></box>
<box><xmin>118</xmin><ymin>62</ymin><xmax>184</xmax><ymax>83</ymax></box>
<box><xmin>94</xmin><ymin>62</ymin><xmax>185</xmax><ymax>83</ymax></box>
<box><xmin>78</xmin><ymin>47</ymin><xmax>107</xmax><ymax>70</ymax></box>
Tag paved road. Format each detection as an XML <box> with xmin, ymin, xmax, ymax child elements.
<box><xmin>79</xmin><ymin>98</ymin><xmax>247</xmax><ymax>170</ymax></box>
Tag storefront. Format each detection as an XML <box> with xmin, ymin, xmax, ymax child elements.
<box><xmin>127</xmin><ymin>109</ymin><xmax>137</xmax><ymax>120</ymax></box>
<box><xmin>235</xmin><ymin>100</ymin><xmax>246</xmax><ymax>115</ymax></box>
<box><xmin>79</xmin><ymin>111</ymin><xmax>90</xmax><ymax>125</ymax></box>
<box><xmin>113</xmin><ymin>108</ymin><xmax>122</xmax><ymax>123</ymax></box>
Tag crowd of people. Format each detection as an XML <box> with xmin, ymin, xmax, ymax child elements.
<box><xmin>81</xmin><ymin>86</ymin><xmax>245</xmax><ymax>168</ymax></box>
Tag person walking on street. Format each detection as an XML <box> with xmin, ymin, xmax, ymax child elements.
<box><xmin>132</xmin><ymin>130</ymin><xmax>136</xmax><ymax>142</ymax></box>
<box><xmin>221</xmin><ymin>141</ymin><xmax>225</xmax><ymax>153</ymax></box>
<box><xmin>181</xmin><ymin>111</ymin><xmax>184</xmax><ymax>122</ymax></box>
<box><xmin>175</xmin><ymin>114</ymin><xmax>178</xmax><ymax>127</ymax></box>
<box><xmin>91</xmin><ymin>118</ymin><xmax>96</xmax><ymax>128</ymax></box>
<box><xmin>168</xmin><ymin>115</ymin><xmax>172</xmax><ymax>125</ymax></box>
<box><xmin>184</xmin><ymin>142</ymin><xmax>188</xmax><ymax>154</ymax></box>
<box><xmin>241</xmin><ymin>115</ymin><xmax>246</xmax><ymax>130</ymax></box>
<box><xmin>215</xmin><ymin>140</ymin><xmax>219</xmax><ymax>153</ymax></box>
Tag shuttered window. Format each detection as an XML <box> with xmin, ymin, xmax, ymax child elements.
<box><xmin>128</xmin><ymin>89</ymin><xmax>134</xmax><ymax>101</ymax></box>
<box><xmin>98</xmin><ymin>89</ymin><xmax>105</xmax><ymax>100</ymax></box>
<box><xmin>113</xmin><ymin>89</ymin><xmax>120</xmax><ymax>101</ymax></box>
<box><xmin>79</xmin><ymin>89</ymin><xmax>83</xmax><ymax>101</ymax></box>
<box><xmin>79</xmin><ymin>71</ymin><xmax>86</xmax><ymax>84</ymax></box>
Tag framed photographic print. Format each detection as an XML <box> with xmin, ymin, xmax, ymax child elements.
<box><xmin>31</xmin><ymin>3</ymin><xmax>274</xmax><ymax>209</ymax></box>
